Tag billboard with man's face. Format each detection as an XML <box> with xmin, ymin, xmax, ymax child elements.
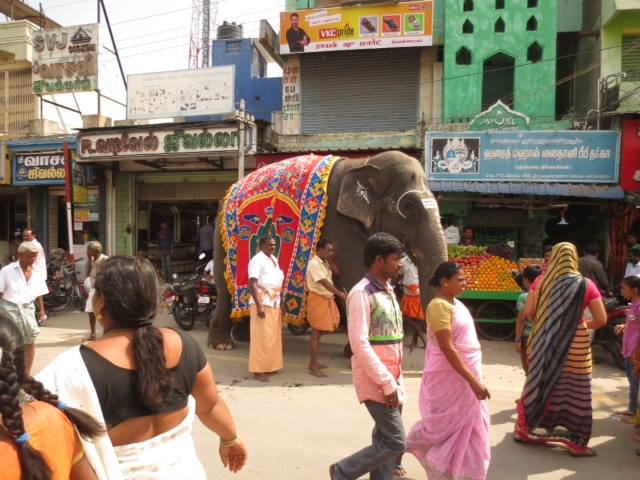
<box><xmin>279</xmin><ymin>1</ymin><xmax>433</xmax><ymax>55</ymax></box>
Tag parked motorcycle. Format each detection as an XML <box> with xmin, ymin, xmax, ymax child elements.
<box><xmin>592</xmin><ymin>296</ymin><xmax>627</xmax><ymax>370</ymax></box>
<box><xmin>42</xmin><ymin>250</ymin><xmax>85</xmax><ymax>312</ymax></box>
<box><xmin>170</xmin><ymin>254</ymin><xmax>216</xmax><ymax>331</ymax></box>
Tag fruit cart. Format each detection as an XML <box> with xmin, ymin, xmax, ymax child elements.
<box><xmin>449</xmin><ymin>246</ymin><xmax>543</xmax><ymax>340</ymax></box>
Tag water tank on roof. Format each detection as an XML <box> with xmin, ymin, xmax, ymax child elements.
<box><xmin>217</xmin><ymin>21</ymin><xmax>243</xmax><ymax>40</ymax></box>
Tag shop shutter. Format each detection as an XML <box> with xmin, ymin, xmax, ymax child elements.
<box><xmin>622</xmin><ymin>36</ymin><xmax>640</xmax><ymax>82</ymax></box>
<box><xmin>300</xmin><ymin>49</ymin><xmax>420</xmax><ymax>134</ymax></box>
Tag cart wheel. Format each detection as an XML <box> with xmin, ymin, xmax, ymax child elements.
<box><xmin>475</xmin><ymin>301</ymin><xmax>516</xmax><ymax>341</ymax></box>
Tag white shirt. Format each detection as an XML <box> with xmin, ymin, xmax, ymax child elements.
<box><xmin>248</xmin><ymin>251</ymin><xmax>284</xmax><ymax>308</ymax></box>
<box><xmin>29</xmin><ymin>239</ymin><xmax>47</xmax><ymax>281</ymax></box>
<box><xmin>625</xmin><ymin>260</ymin><xmax>640</xmax><ymax>278</ymax></box>
<box><xmin>400</xmin><ymin>255</ymin><xmax>419</xmax><ymax>288</ymax></box>
<box><xmin>0</xmin><ymin>261</ymin><xmax>49</xmax><ymax>305</ymax></box>
<box><xmin>204</xmin><ymin>259</ymin><xmax>214</xmax><ymax>277</ymax></box>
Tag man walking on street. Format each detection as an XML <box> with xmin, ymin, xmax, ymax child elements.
<box><xmin>330</xmin><ymin>233</ymin><xmax>407</xmax><ymax>480</ymax></box>
<box><xmin>306</xmin><ymin>239</ymin><xmax>347</xmax><ymax>378</ymax></box>
<box><xmin>248</xmin><ymin>236</ymin><xmax>285</xmax><ymax>382</ymax></box>
<box><xmin>23</xmin><ymin>227</ymin><xmax>47</xmax><ymax>324</ymax></box>
<box><xmin>0</xmin><ymin>242</ymin><xmax>49</xmax><ymax>375</ymax></box>
<box><xmin>157</xmin><ymin>220</ymin><xmax>174</xmax><ymax>280</ymax></box>
<box><xmin>579</xmin><ymin>244</ymin><xmax>610</xmax><ymax>295</ymax></box>
<box><xmin>199</xmin><ymin>215</ymin><xmax>215</xmax><ymax>262</ymax></box>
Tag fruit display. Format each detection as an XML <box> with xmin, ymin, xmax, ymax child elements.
<box><xmin>449</xmin><ymin>246</ymin><xmax>522</xmax><ymax>292</ymax></box>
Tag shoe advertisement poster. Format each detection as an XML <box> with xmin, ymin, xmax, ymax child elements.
<box><xmin>279</xmin><ymin>1</ymin><xmax>433</xmax><ymax>55</ymax></box>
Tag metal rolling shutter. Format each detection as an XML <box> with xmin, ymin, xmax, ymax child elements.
<box><xmin>301</xmin><ymin>49</ymin><xmax>420</xmax><ymax>134</ymax></box>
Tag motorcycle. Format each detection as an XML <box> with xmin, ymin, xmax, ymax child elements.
<box><xmin>592</xmin><ymin>296</ymin><xmax>627</xmax><ymax>370</ymax></box>
<box><xmin>42</xmin><ymin>250</ymin><xmax>85</xmax><ymax>312</ymax></box>
<box><xmin>170</xmin><ymin>253</ymin><xmax>216</xmax><ymax>331</ymax></box>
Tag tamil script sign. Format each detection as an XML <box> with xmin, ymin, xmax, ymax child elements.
<box><xmin>279</xmin><ymin>1</ymin><xmax>433</xmax><ymax>54</ymax></box>
<box><xmin>13</xmin><ymin>152</ymin><xmax>66</xmax><ymax>185</ymax></box>
<box><xmin>126</xmin><ymin>66</ymin><xmax>235</xmax><ymax>120</ymax></box>
<box><xmin>469</xmin><ymin>100</ymin><xmax>530</xmax><ymax>132</ymax></box>
<box><xmin>32</xmin><ymin>24</ymin><xmax>99</xmax><ymax>95</ymax></box>
<box><xmin>426</xmin><ymin>131</ymin><xmax>620</xmax><ymax>183</ymax></box>
<box><xmin>78</xmin><ymin>124</ymin><xmax>256</xmax><ymax>161</ymax></box>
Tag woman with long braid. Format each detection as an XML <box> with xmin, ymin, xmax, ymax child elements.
<box><xmin>0</xmin><ymin>314</ymin><xmax>103</xmax><ymax>479</ymax></box>
<box><xmin>514</xmin><ymin>242</ymin><xmax>606</xmax><ymax>456</ymax></box>
<box><xmin>37</xmin><ymin>256</ymin><xmax>247</xmax><ymax>479</ymax></box>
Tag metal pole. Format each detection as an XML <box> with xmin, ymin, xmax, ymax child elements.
<box><xmin>99</xmin><ymin>0</ymin><xmax>127</xmax><ymax>89</ymax></box>
<box><xmin>596</xmin><ymin>77</ymin><xmax>602</xmax><ymax>130</ymax></box>
<box><xmin>63</xmin><ymin>143</ymin><xmax>75</xmax><ymax>263</ymax></box>
<box><xmin>238</xmin><ymin>99</ymin><xmax>245</xmax><ymax>180</ymax></box>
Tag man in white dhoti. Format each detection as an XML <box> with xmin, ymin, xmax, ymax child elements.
<box><xmin>23</xmin><ymin>227</ymin><xmax>48</xmax><ymax>324</ymax></box>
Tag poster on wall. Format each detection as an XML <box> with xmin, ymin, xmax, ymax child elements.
<box><xmin>426</xmin><ymin>131</ymin><xmax>620</xmax><ymax>184</ymax></box>
<box><xmin>126</xmin><ymin>66</ymin><xmax>235</xmax><ymax>120</ymax></box>
<box><xmin>31</xmin><ymin>24</ymin><xmax>99</xmax><ymax>95</ymax></box>
<box><xmin>279</xmin><ymin>1</ymin><xmax>433</xmax><ymax>54</ymax></box>
<box><xmin>620</xmin><ymin>120</ymin><xmax>640</xmax><ymax>191</ymax></box>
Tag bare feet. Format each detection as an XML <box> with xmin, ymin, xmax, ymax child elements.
<box><xmin>309</xmin><ymin>367</ymin><xmax>328</xmax><ymax>378</ymax></box>
<box><xmin>83</xmin><ymin>333</ymin><xmax>96</xmax><ymax>343</ymax></box>
<box><xmin>253</xmin><ymin>373</ymin><xmax>269</xmax><ymax>382</ymax></box>
<box><xmin>394</xmin><ymin>465</ymin><xmax>407</xmax><ymax>477</ymax></box>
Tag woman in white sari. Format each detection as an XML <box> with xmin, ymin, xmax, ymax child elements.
<box><xmin>37</xmin><ymin>256</ymin><xmax>247</xmax><ymax>479</ymax></box>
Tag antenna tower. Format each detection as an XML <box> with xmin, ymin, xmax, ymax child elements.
<box><xmin>188</xmin><ymin>0</ymin><xmax>219</xmax><ymax>69</ymax></box>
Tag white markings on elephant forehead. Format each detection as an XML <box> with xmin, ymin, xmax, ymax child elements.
<box><xmin>422</xmin><ymin>198</ymin><xmax>439</xmax><ymax>210</ymax></box>
<box><xmin>396</xmin><ymin>183</ymin><xmax>427</xmax><ymax>219</ymax></box>
<box><xmin>356</xmin><ymin>181</ymin><xmax>370</xmax><ymax>204</ymax></box>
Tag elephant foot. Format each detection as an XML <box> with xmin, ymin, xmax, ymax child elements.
<box><xmin>213</xmin><ymin>342</ymin><xmax>235</xmax><ymax>351</ymax></box>
<box><xmin>207</xmin><ymin>335</ymin><xmax>236</xmax><ymax>351</ymax></box>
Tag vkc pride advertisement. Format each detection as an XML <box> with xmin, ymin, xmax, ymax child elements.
<box><xmin>620</xmin><ymin>120</ymin><xmax>640</xmax><ymax>192</ymax></box>
<box><xmin>279</xmin><ymin>1</ymin><xmax>433</xmax><ymax>54</ymax></box>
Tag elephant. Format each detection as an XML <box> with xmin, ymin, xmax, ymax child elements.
<box><xmin>207</xmin><ymin>150</ymin><xmax>448</xmax><ymax>350</ymax></box>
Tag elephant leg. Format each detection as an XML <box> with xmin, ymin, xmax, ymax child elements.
<box><xmin>207</xmin><ymin>287</ymin><xmax>235</xmax><ymax>350</ymax></box>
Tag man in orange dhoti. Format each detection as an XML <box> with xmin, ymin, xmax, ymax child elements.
<box><xmin>248</xmin><ymin>236</ymin><xmax>285</xmax><ymax>382</ymax></box>
<box><xmin>306</xmin><ymin>239</ymin><xmax>347</xmax><ymax>378</ymax></box>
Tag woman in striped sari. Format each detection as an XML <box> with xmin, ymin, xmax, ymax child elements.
<box><xmin>514</xmin><ymin>242</ymin><xmax>606</xmax><ymax>456</ymax></box>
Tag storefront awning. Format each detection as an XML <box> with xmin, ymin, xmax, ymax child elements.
<box><xmin>428</xmin><ymin>181</ymin><xmax>624</xmax><ymax>200</ymax></box>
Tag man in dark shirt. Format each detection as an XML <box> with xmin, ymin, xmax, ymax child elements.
<box><xmin>578</xmin><ymin>244</ymin><xmax>610</xmax><ymax>295</ymax></box>
<box><xmin>286</xmin><ymin>13</ymin><xmax>309</xmax><ymax>53</ymax></box>
<box><xmin>156</xmin><ymin>221</ymin><xmax>173</xmax><ymax>280</ymax></box>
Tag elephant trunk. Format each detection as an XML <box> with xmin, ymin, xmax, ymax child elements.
<box><xmin>413</xmin><ymin>224</ymin><xmax>448</xmax><ymax>313</ymax></box>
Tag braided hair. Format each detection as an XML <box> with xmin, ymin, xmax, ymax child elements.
<box><xmin>0</xmin><ymin>315</ymin><xmax>103</xmax><ymax>480</ymax></box>
<box><xmin>93</xmin><ymin>256</ymin><xmax>173</xmax><ymax>411</ymax></box>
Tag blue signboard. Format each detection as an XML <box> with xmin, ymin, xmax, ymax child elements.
<box><xmin>12</xmin><ymin>151</ymin><xmax>66</xmax><ymax>186</ymax></box>
<box><xmin>425</xmin><ymin>131</ymin><xmax>620</xmax><ymax>183</ymax></box>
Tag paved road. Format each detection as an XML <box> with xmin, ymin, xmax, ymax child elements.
<box><xmin>33</xmin><ymin>310</ymin><xmax>638</xmax><ymax>479</ymax></box>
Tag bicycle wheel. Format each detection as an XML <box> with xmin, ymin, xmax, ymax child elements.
<box><xmin>475</xmin><ymin>301</ymin><xmax>516</xmax><ymax>341</ymax></box>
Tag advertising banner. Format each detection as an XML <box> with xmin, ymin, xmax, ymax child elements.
<box><xmin>426</xmin><ymin>131</ymin><xmax>620</xmax><ymax>184</ymax></box>
<box><xmin>126</xmin><ymin>66</ymin><xmax>234</xmax><ymax>120</ymax></box>
<box><xmin>620</xmin><ymin>120</ymin><xmax>640</xmax><ymax>191</ymax></box>
<box><xmin>32</xmin><ymin>24</ymin><xmax>99</xmax><ymax>95</ymax></box>
<box><xmin>78</xmin><ymin>124</ymin><xmax>256</xmax><ymax>161</ymax></box>
<box><xmin>13</xmin><ymin>152</ymin><xmax>66</xmax><ymax>185</ymax></box>
<box><xmin>279</xmin><ymin>1</ymin><xmax>433</xmax><ymax>55</ymax></box>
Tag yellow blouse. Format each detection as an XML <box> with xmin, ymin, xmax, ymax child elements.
<box><xmin>426</xmin><ymin>298</ymin><xmax>454</xmax><ymax>332</ymax></box>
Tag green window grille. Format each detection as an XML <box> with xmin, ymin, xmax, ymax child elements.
<box><xmin>622</xmin><ymin>36</ymin><xmax>640</xmax><ymax>82</ymax></box>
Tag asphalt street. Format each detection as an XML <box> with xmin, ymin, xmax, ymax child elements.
<box><xmin>33</xmin><ymin>309</ymin><xmax>639</xmax><ymax>479</ymax></box>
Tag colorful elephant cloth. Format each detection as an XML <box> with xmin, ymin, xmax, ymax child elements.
<box><xmin>220</xmin><ymin>154</ymin><xmax>338</xmax><ymax>324</ymax></box>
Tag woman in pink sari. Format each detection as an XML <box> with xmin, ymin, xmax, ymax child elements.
<box><xmin>408</xmin><ymin>262</ymin><xmax>491</xmax><ymax>480</ymax></box>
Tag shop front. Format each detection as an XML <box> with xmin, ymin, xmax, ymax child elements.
<box><xmin>8</xmin><ymin>136</ymin><xmax>103</xmax><ymax>256</ymax></box>
<box><xmin>77</xmin><ymin>121</ymin><xmax>256</xmax><ymax>273</ymax></box>
<box><xmin>426</xmin><ymin>130</ymin><xmax>623</xmax><ymax>260</ymax></box>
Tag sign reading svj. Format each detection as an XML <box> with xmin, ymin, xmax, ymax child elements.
<box><xmin>426</xmin><ymin>131</ymin><xmax>620</xmax><ymax>184</ymax></box>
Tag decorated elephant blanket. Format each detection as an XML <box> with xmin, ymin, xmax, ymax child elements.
<box><xmin>220</xmin><ymin>154</ymin><xmax>338</xmax><ymax>324</ymax></box>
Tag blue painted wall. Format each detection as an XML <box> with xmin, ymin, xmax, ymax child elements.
<box><xmin>209</xmin><ymin>38</ymin><xmax>282</xmax><ymax>123</ymax></box>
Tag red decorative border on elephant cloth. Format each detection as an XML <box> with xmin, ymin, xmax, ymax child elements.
<box><xmin>220</xmin><ymin>154</ymin><xmax>338</xmax><ymax>324</ymax></box>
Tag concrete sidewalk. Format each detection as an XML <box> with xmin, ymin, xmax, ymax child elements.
<box><xmin>33</xmin><ymin>310</ymin><xmax>639</xmax><ymax>479</ymax></box>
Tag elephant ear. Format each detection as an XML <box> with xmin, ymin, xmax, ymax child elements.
<box><xmin>337</xmin><ymin>162</ymin><xmax>384</xmax><ymax>231</ymax></box>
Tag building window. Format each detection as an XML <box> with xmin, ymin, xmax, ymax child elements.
<box><xmin>622</xmin><ymin>35</ymin><xmax>640</xmax><ymax>81</ymax></box>
<box><xmin>225</xmin><ymin>40</ymin><xmax>242</xmax><ymax>54</ymax></box>
<box><xmin>456</xmin><ymin>47</ymin><xmax>472</xmax><ymax>65</ymax></box>
<box><xmin>463</xmin><ymin>0</ymin><xmax>474</xmax><ymax>12</ymax></box>
<box><xmin>526</xmin><ymin>16</ymin><xmax>538</xmax><ymax>31</ymax></box>
<box><xmin>482</xmin><ymin>52</ymin><xmax>515</xmax><ymax>109</ymax></box>
<box><xmin>528</xmin><ymin>0</ymin><xmax>538</xmax><ymax>7</ymax></box>
<box><xmin>527</xmin><ymin>42</ymin><xmax>543</xmax><ymax>62</ymax></box>
<box><xmin>495</xmin><ymin>17</ymin><xmax>506</xmax><ymax>33</ymax></box>
<box><xmin>463</xmin><ymin>19</ymin><xmax>474</xmax><ymax>34</ymax></box>
<box><xmin>496</xmin><ymin>0</ymin><xmax>505</xmax><ymax>9</ymax></box>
